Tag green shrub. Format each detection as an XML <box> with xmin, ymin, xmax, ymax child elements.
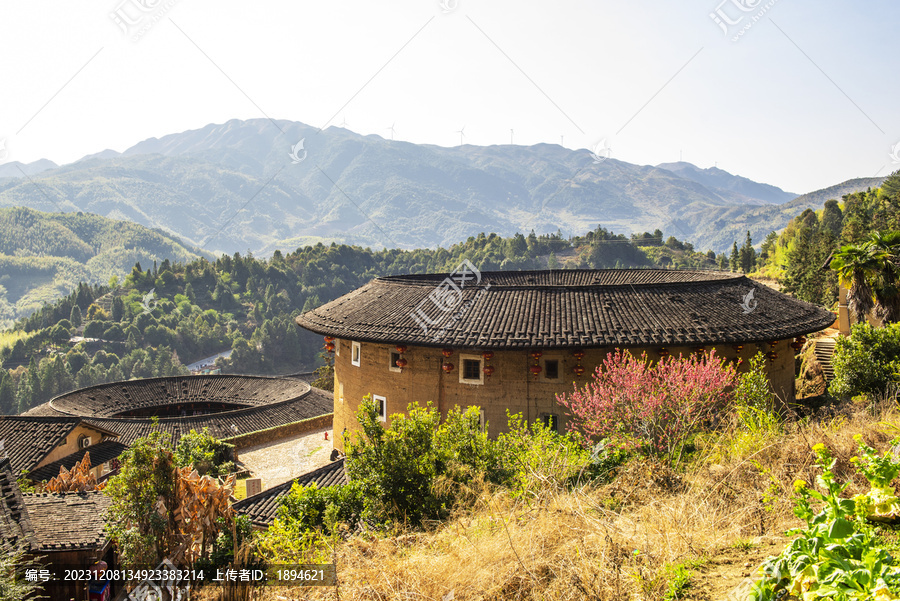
<box><xmin>345</xmin><ymin>397</ymin><xmax>591</xmax><ymax>525</ymax></box>
<box><xmin>830</xmin><ymin>323</ymin><xmax>900</xmax><ymax>398</ymax></box>
<box><xmin>173</xmin><ymin>428</ymin><xmax>235</xmax><ymax>477</ymax></box>
<box><xmin>734</xmin><ymin>352</ymin><xmax>781</xmax><ymax>434</ymax></box>
<box><xmin>276</xmin><ymin>481</ymin><xmax>364</xmax><ymax>535</ymax></box>
<box><xmin>496</xmin><ymin>412</ymin><xmax>592</xmax><ymax>498</ymax></box>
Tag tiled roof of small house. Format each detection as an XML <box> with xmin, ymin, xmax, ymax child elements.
<box><xmin>0</xmin><ymin>416</ymin><xmax>103</xmax><ymax>476</ymax></box>
<box><xmin>296</xmin><ymin>269</ymin><xmax>836</xmax><ymax>348</ymax></box>
<box><xmin>28</xmin><ymin>440</ymin><xmax>129</xmax><ymax>483</ymax></box>
<box><xmin>22</xmin><ymin>492</ymin><xmax>111</xmax><ymax>551</ymax></box>
<box><xmin>22</xmin><ymin>378</ymin><xmax>333</xmax><ymax>447</ymax></box>
<box><xmin>0</xmin><ymin>456</ymin><xmax>36</xmax><ymax>551</ymax></box>
<box><xmin>233</xmin><ymin>459</ymin><xmax>347</xmax><ymax>528</ymax></box>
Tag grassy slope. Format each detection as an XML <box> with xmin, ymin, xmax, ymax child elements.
<box><xmin>219</xmin><ymin>401</ymin><xmax>898</xmax><ymax>601</ymax></box>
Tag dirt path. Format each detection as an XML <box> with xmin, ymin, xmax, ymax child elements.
<box><xmin>686</xmin><ymin>535</ymin><xmax>788</xmax><ymax>600</ymax></box>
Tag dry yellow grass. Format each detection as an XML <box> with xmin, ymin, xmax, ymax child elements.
<box><xmin>197</xmin><ymin>399</ymin><xmax>900</xmax><ymax>601</ymax></box>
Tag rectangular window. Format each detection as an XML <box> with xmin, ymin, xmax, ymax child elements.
<box><xmin>373</xmin><ymin>395</ymin><xmax>387</xmax><ymax>422</ymax></box>
<box><xmin>542</xmin><ymin>413</ymin><xmax>559</xmax><ymax>433</ymax></box>
<box><xmin>389</xmin><ymin>352</ymin><xmax>402</xmax><ymax>373</ymax></box>
<box><xmin>351</xmin><ymin>341</ymin><xmax>361</xmax><ymax>367</ymax></box>
<box><xmin>544</xmin><ymin>359</ymin><xmax>559</xmax><ymax>380</ymax></box>
<box><xmin>459</xmin><ymin>353</ymin><xmax>484</xmax><ymax>384</ymax></box>
<box><xmin>463</xmin><ymin>359</ymin><xmax>481</xmax><ymax>380</ymax></box>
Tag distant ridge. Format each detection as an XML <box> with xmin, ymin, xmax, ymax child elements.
<box><xmin>656</xmin><ymin>161</ymin><xmax>796</xmax><ymax>205</ymax></box>
<box><xmin>0</xmin><ymin>118</ymin><xmax>884</xmax><ymax>255</ymax></box>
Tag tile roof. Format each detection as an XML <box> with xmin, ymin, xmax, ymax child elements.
<box><xmin>0</xmin><ymin>456</ymin><xmax>36</xmax><ymax>551</ymax></box>
<box><xmin>48</xmin><ymin>375</ymin><xmax>308</xmax><ymax>418</ymax></box>
<box><xmin>23</xmin><ymin>383</ymin><xmax>333</xmax><ymax>447</ymax></box>
<box><xmin>233</xmin><ymin>459</ymin><xmax>347</xmax><ymax>528</ymax></box>
<box><xmin>0</xmin><ymin>416</ymin><xmax>81</xmax><ymax>476</ymax></box>
<box><xmin>28</xmin><ymin>440</ymin><xmax>130</xmax><ymax>483</ymax></box>
<box><xmin>22</xmin><ymin>492</ymin><xmax>111</xmax><ymax>551</ymax></box>
<box><xmin>296</xmin><ymin>269</ymin><xmax>837</xmax><ymax>348</ymax></box>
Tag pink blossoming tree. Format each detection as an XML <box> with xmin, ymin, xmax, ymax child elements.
<box><xmin>556</xmin><ymin>348</ymin><xmax>738</xmax><ymax>464</ymax></box>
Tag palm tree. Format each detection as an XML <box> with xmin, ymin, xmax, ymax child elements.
<box><xmin>868</xmin><ymin>231</ymin><xmax>900</xmax><ymax>323</ymax></box>
<box><xmin>829</xmin><ymin>242</ymin><xmax>879</xmax><ymax>324</ymax></box>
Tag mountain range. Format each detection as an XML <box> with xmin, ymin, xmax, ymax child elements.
<box><xmin>0</xmin><ymin>119</ymin><xmax>886</xmax><ymax>255</ymax></box>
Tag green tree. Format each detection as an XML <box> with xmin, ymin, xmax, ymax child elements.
<box><xmin>104</xmin><ymin>429</ymin><xmax>177</xmax><ymax>570</ymax></box>
<box><xmin>830</xmin><ymin>242</ymin><xmax>880</xmax><ymax>324</ymax></box>
<box><xmin>729</xmin><ymin>241</ymin><xmax>739</xmax><ymax>272</ymax></box>
<box><xmin>69</xmin><ymin>304</ymin><xmax>82</xmax><ymax>328</ymax></box>
<box><xmin>739</xmin><ymin>231</ymin><xmax>756</xmax><ymax>273</ymax></box>
<box><xmin>829</xmin><ymin>322</ymin><xmax>900</xmax><ymax>398</ymax></box>
<box><xmin>173</xmin><ymin>428</ymin><xmax>235</xmax><ymax>477</ymax></box>
<box><xmin>0</xmin><ymin>371</ymin><xmax>15</xmax><ymax>415</ymax></box>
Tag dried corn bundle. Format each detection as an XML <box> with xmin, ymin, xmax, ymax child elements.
<box><xmin>44</xmin><ymin>451</ymin><xmax>106</xmax><ymax>493</ymax></box>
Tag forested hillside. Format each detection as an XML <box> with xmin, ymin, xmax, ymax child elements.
<box><xmin>755</xmin><ymin>171</ymin><xmax>900</xmax><ymax>307</ymax></box>
<box><xmin>0</xmin><ymin>226</ymin><xmax>717</xmax><ymax>414</ymax></box>
<box><xmin>0</xmin><ymin>207</ymin><xmax>209</xmax><ymax>328</ymax></box>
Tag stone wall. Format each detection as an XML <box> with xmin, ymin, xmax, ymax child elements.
<box><xmin>332</xmin><ymin>338</ymin><xmax>797</xmax><ymax>451</ymax></box>
<box><xmin>225</xmin><ymin>413</ymin><xmax>333</xmax><ymax>452</ymax></box>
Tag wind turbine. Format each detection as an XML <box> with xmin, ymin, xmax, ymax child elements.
<box><xmin>387</xmin><ymin>123</ymin><xmax>396</xmax><ymax>140</ymax></box>
<box><xmin>339</xmin><ymin>116</ymin><xmax>348</xmax><ymax>128</ymax></box>
<box><xmin>457</xmin><ymin>126</ymin><xmax>466</xmax><ymax>146</ymax></box>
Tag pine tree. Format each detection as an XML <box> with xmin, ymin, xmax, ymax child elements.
<box><xmin>729</xmin><ymin>241</ymin><xmax>740</xmax><ymax>272</ymax></box>
<box><xmin>0</xmin><ymin>371</ymin><xmax>16</xmax><ymax>415</ymax></box>
<box><xmin>69</xmin><ymin>304</ymin><xmax>82</xmax><ymax>328</ymax></box>
<box><xmin>739</xmin><ymin>231</ymin><xmax>756</xmax><ymax>273</ymax></box>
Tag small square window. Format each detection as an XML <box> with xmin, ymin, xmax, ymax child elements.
<box><xmin>351</xmin><ymin>341</ymin><xmax>361</xmax><ymax>367</ymax></box>
<box><xmin>542</xmin><ymin>414</ymin><xmax>559</xmax><ymax>433</ymax></box>
<box><xmin>544</xmin><ymin>359</ymin><xmax>559</xmax><ymax>379</ymax></box>
<box><xmin>459</xmin><ymin>353</ymin><xmax>484</xmax><ymax>384</ymax></box>
<box><xmin>389</xmin><ymin>352</ymin><xmax>402</xmax><ymax>373</ymax></box>
<box><xmin>373</xmin><ymin>395</ymin><xmax>387</xmax><ymax>422</ymax></box>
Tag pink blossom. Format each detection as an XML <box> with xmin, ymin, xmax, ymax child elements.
<box><xmin>556</xmin><ymin>349</ymin><xmax>737</xmax><ymax>461</ymax></box>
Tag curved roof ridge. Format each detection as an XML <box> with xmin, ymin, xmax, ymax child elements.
<box><xmin>296</xmin><ymin>268</ymin><xmax>835</xmax><ymax>349</ymax></box>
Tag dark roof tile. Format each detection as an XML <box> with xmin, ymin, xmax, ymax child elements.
<box><xmin>233</xmin><ymin>459</ymin><xmax>347</xmax><ymax>529</ymax></box>
<box><xmin>296</xmin><ymin>269</ymin><xmax>835</xmax><ymax>348</ymax></box>
<box><xmin>22</xmin><ymin>492</ymin><xmax>111</xmax><ymax>551</ymax></box>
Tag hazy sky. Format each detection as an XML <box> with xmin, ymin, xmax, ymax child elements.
<box><xmin>1</xmin><ymin>0</ymin><xmax>898</xmax><ymax>194</ymax></box>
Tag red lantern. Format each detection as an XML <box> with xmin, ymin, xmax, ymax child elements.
<box><xmin>483</xmin><ymin>365</ymin><xmax>495</xmax><ymax>377</ymax></box>
<box><xmin>732</xmin><ymin>344</ymin><xmax>743</xmax><ymax>353</ymax></box>
<box><xmin>530</xmin><ymin>350</ymin><xmax>543</xmax><ymax>360</ymax></box>
<box><xmin>442</xmin><ymin>348</ymin><xmax>454</xmax><ymax>358</ymax></box>
<box><xmin>395</xmin><ymin>357</ymin><xmax>408</xmax><ymax>368</ymax></box>
<box><xmin>324</xmin><ymin>342</ymin><xmax>335</xmax><ymax>353</ymax></box>
<box><xmin>530</xmin><ymin>364</ymin><xmax>542</xmax><ymax>376</ymax></box>
<box><xmin>694</xmin><ymin>346</ymin><xmax>706</xmax><ymax>354</ymax></box>
<box><xmin>790</xmin><ymin>340</ymin><xmax>804</xmax><ymax>351</ymax></box>
<box><xmin>573</xmin><ymin>350</ymin><xmax>585</xmax><ymax>361</ymax></box>
<box><xmin>396</xmin><ymin>345</ymin><xmax>408</xmax><ymax>354</ymax></box>
<box><xmin>442</xmin><ymin>362</ymin><xmax>454</xmax><ymax>373</ymax></box>
<box><xmin>482</xmin><ymin>351</ymin><xmax>494</xmax><ymax>361</ymax></box>
<box><xmin>767</xmin><ymin>351</ymin><xmax>778</xmax><ymax>362</ymax></box>
<box><xmin>658</xmin><ymin>348</ymin><xmax>669</xmax><ymax>357</ymax></box>
<box><xmin>769</xmin><ymin>341</ymin><xmax>779</xmax><ymax>348</ymax></box>
<box><xmin>572</xmin><ymin>365</ymin><xmax>585</xmax><ymax>377</ymax></box>
<box><xmin>324</xmin><ymin>336</ymin><xmax>335</xmax><ymax>343</ymax></box>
